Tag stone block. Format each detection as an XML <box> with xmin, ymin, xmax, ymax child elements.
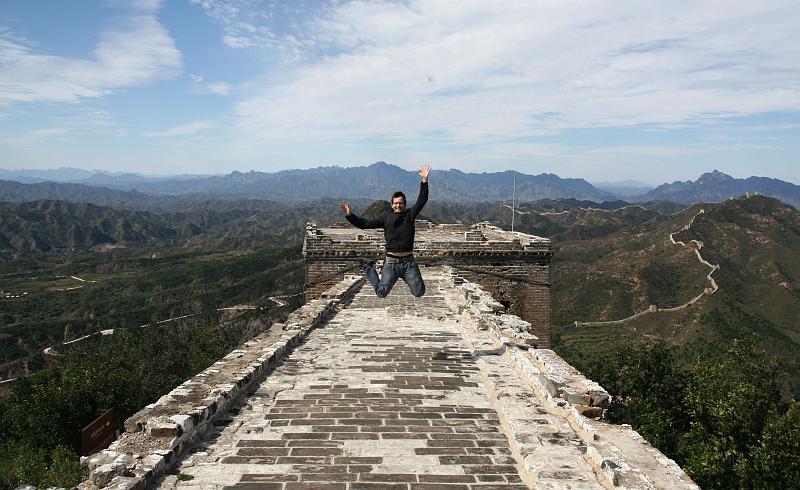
<box><xmin>148</xmin><ymin>418</ymin><xmax>181</xmax><ymax>438</ymax></box>
<box><xmin>168</xmin><ymin>414</ymin><xmax>194</xmax><ymax>435</ymax></box>
<box><xmin>600</xmin><ymin>458</ymin><xmax>653</xmax><ymax>489</ymax></box>
<box><xmin>105</xmin><ymin>476</ymin><xmax>146</xmax><ymax>490</ymax></box>
<box><xmin>589</xmin><ymin>390</ymin><xmax>611</xmax><ymax>407</ymax></box>
<box><xmin>538</xmin><ymin>373</ymin><xmax>566</xmax><ymax>397</ymax></box>
<box><xmin>90</xmin><ymin>451</ymin><xmax>134</xmax><ymax>474</ymax></box>
<box><xmin>561</xmin><ymin>387</ymin><xmax>587</xmax><ymax>406</ymax></box>
<box><xmin>91</xmin><ymin>462</ymin><xmax>130</xmax><ymax>488</ymax></box>
<box><xmin>140</xmin><ymin>452</ymin><xmax>166</xmax><ymax>475</ymax></box>
<box><xmin>576</xmin><ymin>406</ymin><xmax>604</xmax><ymax>419</ymax></box>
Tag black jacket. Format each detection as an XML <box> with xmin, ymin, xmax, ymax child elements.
<box><xmin>346</xmin><ymin>182</ymin><xmax>428</xmax><ymax>253</ymax></box>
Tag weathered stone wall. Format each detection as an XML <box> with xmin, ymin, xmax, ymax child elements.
<box><xmin>452</xmin><ymin>261</ymin><xmax>551</xmax><ymax>346</ymax></box>
<box><xmin>79</xmin><ymin>275</ymin><xmax>365</xmax><ymax>490</ymax></box>
<box><xmin>305</xmin><ymin>259</ymin><xmax>365</xmax><ymax>300</ymax></box>
<box><xmin>81</xmin><ymin>269</ymin><xmax>697</xmax><ymax>490</ymax></box>
<box><xmin>303</xmin><ymin>221</ymin><xmax>553</xmax><ymax>346</ymax></box>
<box><xmin>449</xmin><ymin>276</ymin><xmax>697</xmax><ymax>488</ymax></box>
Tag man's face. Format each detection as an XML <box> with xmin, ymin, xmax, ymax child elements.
<box><xmin>391</xmin><ymin>197</ymin><xmax>406</xmax><ymax>213</ymax></box>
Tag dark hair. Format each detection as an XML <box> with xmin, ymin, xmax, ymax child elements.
<box><xmin>391</xmin><ymin>191</ymin><xmax>406</xmax><ymax>202</ymax></box>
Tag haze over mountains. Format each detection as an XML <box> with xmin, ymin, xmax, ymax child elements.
<box><xmin>1</xmin><ymin>163</ymin><xmax>799</xmax><ymax>208</ymax></box>
<box><xmin>1</xmin><ymin>162</ymin><xmax>613</xmax><ymax>202</ymax></box>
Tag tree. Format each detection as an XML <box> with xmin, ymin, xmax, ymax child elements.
<box><xmin>681</xmin><ymin>338</ymin><xmax>784</xmax><ymax>489</ymax></box>
<box><xmin>746</xmin><ymin>401</ymin><xmax>800</xmax><ymax>489</ymax></box>
<box><xmin>588</xmin><ymin>342</ymin><xmax>689</xmax><ymax>457</ymax></box>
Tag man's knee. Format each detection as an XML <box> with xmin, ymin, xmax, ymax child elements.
<box><xmin>411</xmin><ymin>283</ymin><xmax>425</xmax><ymax>297</ymax></box>
<box><xmin>376</xmin><ymin>289</ymin><xmax>389</xmax><ymax>298</ymax></box>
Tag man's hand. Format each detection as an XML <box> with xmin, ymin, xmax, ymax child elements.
<box><xmin>339</xmin><ymin>201</ymin><xmax>351</xmax><ymax>216</ymax></box>
<box><xmin>419</xmin><ymin>165</ymin><xmax>431</xmax><ymax>183</ymax></box>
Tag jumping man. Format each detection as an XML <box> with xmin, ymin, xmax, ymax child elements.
<box><xmin>339</xmin><ymin>165</ymin><xmax>431</xmax><ymax>298</ymax></box>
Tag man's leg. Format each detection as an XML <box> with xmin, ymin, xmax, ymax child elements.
<box><xmin>367</xmin><ymin>259</ymin><xmax>400</xmax><ymax>298</ymax></box>
<box><xmin>402</xmin><ymin>258</ymin><xmax>426</xmax><ymax>297</ymax></box>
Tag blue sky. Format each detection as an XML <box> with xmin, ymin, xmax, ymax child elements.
<box><xmin>1</xmin><ymin>0</ymin><xmax>798</xmax><ymax>184</ymax></box>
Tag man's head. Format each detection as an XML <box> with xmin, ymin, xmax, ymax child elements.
<box><xmin>391</xmin><ymin>191</ymin><xmax>406</xmax><ymax>213</ymax></box>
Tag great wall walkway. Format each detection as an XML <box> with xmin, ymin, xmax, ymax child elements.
<box><xmin>82</xmin><ymin>269</ymin><xmax>697</xmax><ymax>489</ymax></box>
<box><xmin>162</xmin><ymin>273</ymin><xmax>546</xmax><ymax>489</ymax></box>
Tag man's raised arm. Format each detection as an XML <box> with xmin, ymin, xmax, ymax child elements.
<box><xmin>410</xmin><ymin>165</ymin><xmax>431</xmax><ymax>216</ymax></box>
<box><xmin>419</xmin><ymin>165</ymin><xmax>430</xmax><ymax>184</ymax></box>
<box><xmin>340</xmin><ymin>201</ymin><xmax>384</xmax><ymax>229</ymax></box>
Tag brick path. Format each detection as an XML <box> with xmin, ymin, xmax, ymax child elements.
<box><xmin>160</xmin><ymin>270</ymin><xmax>604</xmax><ymax>489</ymax></box>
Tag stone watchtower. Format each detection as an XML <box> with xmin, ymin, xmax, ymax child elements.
<box><xmin>303</xmin><ymin>220</ymin><xmax>553</xmax><ymax>346</ymax></box>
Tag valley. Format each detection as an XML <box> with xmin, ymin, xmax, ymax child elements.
<box><xmin>1</xmin><ymin>190</ymin><xmax>799</xmax><ymax>489</ymax></box>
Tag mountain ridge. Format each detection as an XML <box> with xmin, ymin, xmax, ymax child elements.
<box><xmin>0</xmin><ymin>162</ymin><xmax>615</xmax><ymax>202</ymax></box>
<box><xmin>2</xmin><ymin>165</ymin><xmax>799</xmax><ymax>208</ymax></box>
<box><xmin>0</xmin><ymin>200</ymin><xmax>178</xmax><ymax>253</ymax></box>
<box><xmin>642</xmin><ymin>170</ymin><xmax>800</xmax><ymax>208</ymax></box>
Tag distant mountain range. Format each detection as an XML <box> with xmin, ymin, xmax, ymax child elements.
<box><xmin>0</xmin><ymin>167</ymin><xmax>215</xmax><ymax>185</ymax></box>
<box><xmin>549</xmin><ymin>193</ymin><xmax>800</xmax><ymax>393</ymax></box>
<box><xmin>591</xmin><ymin>180</ymin><xmax>655</xmax><ymax>198</ymax></box>
<box><xmin>0</xmin><ymin>198</ymin><xmax>377</xmax><ymax>253</ymax></box>
<box><xmin>0</xmin><ymin>164</ymin><xmax>798</xmax><ymax>207</ymax></box>
<box><xmin>0</xmin><ymin>179</ymin><xmax>158</xmax><ymax>208</ymax></box>
<box><xmin>642</xmin><ymin>170</ymin><xmax>800</xmax><ymax>208</ymax></box>
<box><xmin>0</xmin><ymin>162</ymin><xmax>613</xmax><ymax>202</ymax></box>
<box><xmin>3</xmin><ymin>191</ymin><xmax>798</xmax><ymax>394</ymax></box>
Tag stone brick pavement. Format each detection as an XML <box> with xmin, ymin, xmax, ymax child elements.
<box><xmin>157</xmin><ymin>270</ymin><xmax>610</xmax><ymax>489</ymax></box>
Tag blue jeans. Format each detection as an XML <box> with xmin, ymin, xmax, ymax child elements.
<box><xmin>366</xmin><ymin>255</ymin><xmax>426</xmax><ymax>298</ymax></box>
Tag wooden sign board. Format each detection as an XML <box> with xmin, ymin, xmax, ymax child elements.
<box><xmin>81</xmin><ymin>409</ymin><xmax>116</xmax><ymax>456</ymax></box>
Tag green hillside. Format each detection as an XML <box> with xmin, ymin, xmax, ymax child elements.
<box><xmin>549</xmin><ymin>196</ymin><xmax>800</xmax><ymax>395</ymax></box>
<box><xmin>4</xmin><ymin>195</ymin><xmax>799</xmax><ymax>393</ymax></box>
<box><xmin>0</xmin><ymin>246</ymin><xmax>305</xmax><ymax>381</ymax></box>
<box><xmin>0</xmin><ymin>200</ymin><xmax>177</xmax><ymax>252</ymax></box>
<box><xmin>1</xmin><ymin>195</ymin><xmax>800</xmax><ymax>488</ymax></box>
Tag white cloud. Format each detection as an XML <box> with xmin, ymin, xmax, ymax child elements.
<box><xmin>222</xmin><ymin>35</ymin><xmax>253</xmax><ymax>48</ymax></box>
<box><xmin>0</xmin><ymin>5</ymin><xmax>182</xmax><ymax>105</ymax></box>
<box><xmin>187</xmin><ymin>77</ymin><xmax>232</xmax><ymax>95</ymax></box>
<box><xmin>208</xmin><ymin>81</ymin><xmax>232</xmax><ymax>96</ymax></box>
<box><xmin>214</xmin><ymin>0</ymin><xmax>800</xmax><ymax>148</ymax></box>
<box><xmin>193</xmin><ymin>0</ymin><xmax>322</xmax><ymax>52</ymax></box>
<box><xmin>145</xmin><ymin>121</ymin><xmax>213</xmax><ymax>137</ymax></box>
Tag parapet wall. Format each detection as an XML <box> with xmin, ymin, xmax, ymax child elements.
<box><xmin>79</xmin><ymin>276</ymin><xmax>365</xmax><ymax>489</ymax></box>
<box><xmin>446</xmin><ymin>273</ymin><xmax>697</xmax><ymax>489</ymax></box>
<box><xmin>303</xmin><ymin>220</ymin><xmax>553</xmax><ymax>346</ymax></box>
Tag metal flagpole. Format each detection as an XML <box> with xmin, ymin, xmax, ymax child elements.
<box><xmin>511</xmin><ymin>171</ymin><xmax>516</xmax><ymax>233</ymax></box>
